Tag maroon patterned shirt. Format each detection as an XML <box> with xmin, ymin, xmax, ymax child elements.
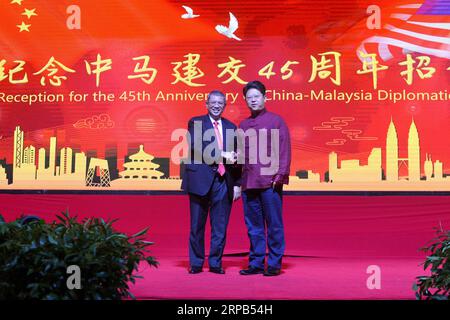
<box><xmin>238</xmin><ymin>109</ymin><xmax>291</xmax><ymax>191</ymax></box>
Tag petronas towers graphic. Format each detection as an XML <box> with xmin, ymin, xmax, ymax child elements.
<box><xmin>386</xmin><ymin>118</ymin><xmax>421</xmax><ymax>182</ymax></box>
<box><xmin>289</xmin><ymin>117</ymin><xmax>449</xmax><ymax>191</ymax></box>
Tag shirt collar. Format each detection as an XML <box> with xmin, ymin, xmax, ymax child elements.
<box><xmin>208</xmin><ymin>115</ymin><xmax>222</xmax><ymax>125</ymax></box>
<box><xmin>250</xmin><ymin>108</ymin><xmax>267</xmax><ymax>119</ymax></box>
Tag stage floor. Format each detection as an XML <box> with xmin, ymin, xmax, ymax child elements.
<box><xmin>130</xmin><ymin>256</ymin><xmax>425</xmax><ymax>300</ymax></box>
<box><xmin>0</xmin><ymin>193</ymin><xmax>446</xmax><ymax>299</ymax></box>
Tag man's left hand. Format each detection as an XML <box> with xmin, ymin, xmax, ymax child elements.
<box><xmin>271</xmin><ymin>175</ymin><xmax>284</xmax><ymax>190</ymax></box>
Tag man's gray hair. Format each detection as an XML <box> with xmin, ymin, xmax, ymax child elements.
<box><xmin>207</xmin><ymin>90</ymin><xmax>226</xmax><ymax>103</ymax></box>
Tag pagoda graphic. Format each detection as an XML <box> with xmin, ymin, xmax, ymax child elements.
<box><xmin>118</xmin><ymin>145</ymin><xmax>164</xmax><ymax>180</ymax></box>
<box><xmin>0</xmin><ymin>165</ymin><xmax>7</xmax><ymax>186</ymax></box>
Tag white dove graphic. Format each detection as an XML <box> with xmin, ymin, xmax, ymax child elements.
<box><xmin>181</xmin><ymin>5</ymin><xmax>200</xmax><ymax>19</ymax></box>
<box><xmin>215</xmin><ymin>12</ymin><xmax>241</xmax><ymax>41</ymax></box>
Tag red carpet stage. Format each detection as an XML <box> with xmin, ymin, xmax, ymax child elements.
<box><xmin>1</xmin><ymin>193</ymin><xmax>449</xmax><ymax>299</ymax></box>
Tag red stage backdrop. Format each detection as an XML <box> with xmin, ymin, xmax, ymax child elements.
<box><xmin>0</xmin><ymin>0</ymin><xmax>449</xmax><ymax>192</ymax></box>
<box><xmin>1</xmin><ymin>2</ymin><xmax>449</xmax><ymax>301</ymax></box>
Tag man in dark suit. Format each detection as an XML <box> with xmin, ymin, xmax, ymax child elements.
<box><xmin>181</xmin><ymin>90</ymin><xmax>241</xmax><ymax>274</ymax></box>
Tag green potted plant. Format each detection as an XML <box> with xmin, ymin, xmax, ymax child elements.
<box><xmin>0</xmin><ymin>211</ymin><xmax>158</xmax><ymax>299</ymax></box>
<box><xmin>413</xmin><ymin>226</ymin><xmax>449</xmax><ymax>300</ymax></box>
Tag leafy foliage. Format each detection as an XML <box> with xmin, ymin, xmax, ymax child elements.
<box><xmin>0</xmin><ymin>211</ymin><xmax>158</xmax><ymax>299</ymax></box>
<box><xmin>413</xmin><ymin>227</ymin><xmax>449</xmax><ymax>300</ymax></box>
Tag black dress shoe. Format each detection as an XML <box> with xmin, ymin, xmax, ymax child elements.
<box><xmin>209</xmin><ymin>267</ymin><xmax>225</xmax><ymax>274</ymax></box>
<box><xmin>239</xmin><ymin>267</ymin><xmax>264</xmax><ymax>275</ymax></box>
<box><xmin>188</xmin><ymin>267</ymin><xmax>202</xmax><ymax>274</ymax></box>
<box><xmin>263</xmin><ymin>268</ymin><xmax>281</xmax><ymax>276</ymax></box>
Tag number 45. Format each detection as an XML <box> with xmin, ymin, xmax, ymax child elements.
<box><xmin>258</xmin><ymin>61</ymin><xmax>300</xmax><ymax>80</ymax></box>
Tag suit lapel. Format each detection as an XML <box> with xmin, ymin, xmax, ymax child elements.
<box><xmin>204</xmin><ymin>115</ymin><xmax>232</xmax><ymax>152</ymax></box>
<box><xmin>203</xmin><ymin>114</ymin><xmax>213</xmax><ymax>131</ymax></box>
<box><xmin>222</xmin><ymin>119</ymin><xmax>228</xmax><ymax>151</ymax></box>
<box><xmin>203</xmin><ymin>115</ymin><xmax>218</xmax><ymax>151</ymax></box>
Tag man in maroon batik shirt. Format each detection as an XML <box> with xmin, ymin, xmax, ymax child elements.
<box><xmin>237</xmin><ymin>80</ymin><xmax>291</xmax><ymax>276</ymax></box>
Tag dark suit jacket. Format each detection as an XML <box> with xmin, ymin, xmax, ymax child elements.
<box><xmin>181</xmin><ymin>114</ymin><xmax>241</xmax><ymax>202</ymax></box>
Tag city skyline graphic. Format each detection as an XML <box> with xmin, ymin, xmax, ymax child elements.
<box><xmin>0</xmin><ymin>117</ymin><xmax>449</xmax><ymax>191</ymax></box>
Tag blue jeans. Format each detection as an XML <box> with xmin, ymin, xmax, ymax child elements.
<box><xmin>242</xmin><ymin>187</ymin><xmax>285</xmax><ymax>270</ymax></box>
